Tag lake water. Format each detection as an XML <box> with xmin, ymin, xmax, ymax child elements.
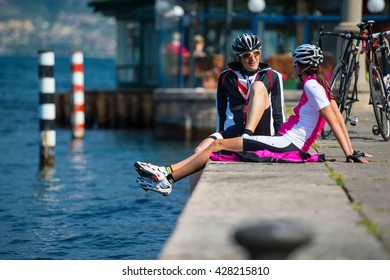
<box><xmin>0</xmin><ymin>55</ymin><xmax>197</xmax><ymax>260</ymax></box>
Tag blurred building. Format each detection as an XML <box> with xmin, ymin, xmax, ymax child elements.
<box><xmin>88</xmin><ymin>0</ymin><xmax>390</xmax><ymax>89</ymax></box>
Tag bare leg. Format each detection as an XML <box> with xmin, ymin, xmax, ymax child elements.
<box><xmin>166</xmin><ymin>138</ymin><xmax>214</xmax><ymax>172</ymax></box>
<box><xmin>245</xmin><ymin>81</ymin><xmax>270</xmax><ymax>132</ymax></box>
<box><xmin>162</xmin><ymin>82</ymin><xmax>268</xmax><ymax>174</ymax></box>
<box><xmin>170</xmin><ymin>152</ymin><xmax>200</xmax><ymax>171</ymax></box>
<box><xmin>172</xmin><ymin>137</ymin><xmax>243</xmax><ymax>181</ymax></box>
<box><xmin>194</xmin><ymin>137</ymin><xmax>215</xmax><ymax>154</ymax></box>
<box><xmin>172</xmin><ymin>80</ymin><xmax>268</xmax><ymax>172</ymax></box>
<box><xmin>170</xmin><ymin>82</ymin><xmax>268</xmax><ymax>172</ymax></box>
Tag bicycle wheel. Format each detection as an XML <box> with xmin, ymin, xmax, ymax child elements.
<box><xmin>321</xmin><ymin>62</ymin><xmax>347</xmax><ymax>139</ymax></box>
<box><xmin>368</xmin><ymin>62</ymin><xmax>390</xmax><ymax>141</ymax></box>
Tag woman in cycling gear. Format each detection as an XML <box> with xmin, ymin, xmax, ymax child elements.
<box><xmin>193</xmin><ymin>33</ymin><xmax>285</xmax><ymax>153</ymax></box>
<box><xmin>135</xmin><ymin>44</ymin><xmax>368</xmax><ymax>196</ymax></box>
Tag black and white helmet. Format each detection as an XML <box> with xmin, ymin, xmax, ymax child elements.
<box><xmin>292</xmin><ymin>44</ymin><xmax>323</xmax><ymax>67</ymax></box>
<box><xmin>232</xmin><ymin>33</ymin><xmax>262</xmax><ymax>55</ymax></box>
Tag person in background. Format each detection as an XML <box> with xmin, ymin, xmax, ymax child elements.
<box><xmin>166</xmin><ymin>32</ymin><xmax>190</xmax><ymax>57</ymax></box>
<box><xmin>134</xmin><ymin>43</ymin><xmax>369</xmax><ymax>196</ymax></box>
<box><xmin>193</xmin><ymin>34</ymin><xmax>206</xmax><ymax>57</ymax></box>
<box><xmin>164</xmin><ymin>32</ymin><xmax>190</xmax><ymax>85</ymax></box>
<box><xmin>194</xmin><ymin>32</ymin><xmax>285</xmax><ymax>153</ymax></box>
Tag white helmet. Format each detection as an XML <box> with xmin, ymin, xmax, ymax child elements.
<box><xmin>292</xmin><ymin>44</ymin><xmax>323</xmax><ymax>67</ymax></box>
<box><xmin>232</xmin><ymin>33</ymin><xmax>262</xmax><ymax>55</ymax></box>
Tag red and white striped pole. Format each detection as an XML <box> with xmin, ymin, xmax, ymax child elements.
<box><xmin>71</xmin><ymin>51</ymin><xmax>85</xmax><ymax>139</ymax></box>
<box><xmin>38</xmin><ymin>50</ymin><xmax>56</xmax><ymax>168</ymax></box>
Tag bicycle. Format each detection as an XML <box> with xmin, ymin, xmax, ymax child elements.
<box><xmin>364</xmin><ymin>21</ymin><xmax>390</xmax><ymax>141</ymax></box>
<box><xmin>316</xmin><ymin>22</ymin><xmax>369</xmax><ymax>139</ymax></box>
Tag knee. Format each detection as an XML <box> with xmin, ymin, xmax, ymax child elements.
<box><xmin>194</xmin><ymin>137</ymin><xmax>215</xmax><ymax>154</ymax></box>
<box><xmin>208</xmin><ymin>139</ymin><xmax>224</xmax><ymax>152</ymax></box>
<box><xmin>250</xmin><ymin>81</ymin><xmax>267</xmax><ymax>97</ymax></box>
<box><xmin>194</xmin><ymin>146</ymin><xmax>203</xmax><ymax>154</ymax></box>
<box><xmin>251</xmin><ymin>80</ymin><xmax>266</xmax><ymax>90</ymax></box>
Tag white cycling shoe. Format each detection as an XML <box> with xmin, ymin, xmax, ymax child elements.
<box><xmin>136</xmin><ymin>176</ymin><xmax>172</xmax><ymax>196</ymax></box>
<box><xmin>134</xmin><ymin>161</ymin><xmax>168</xmax><ymax>182</ymax></box>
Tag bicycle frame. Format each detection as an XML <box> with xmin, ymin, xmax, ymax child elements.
<box><xmin>317</xmin><ymin>20</ymin><xmax>390</xmax><ymax>141</ymax></box>
<box><xmin>316</xmin><ymin>23</ymin><xmax>368</xmax><ymax>138</ymax></box>
<box><xmin>338</xmin><ymin>34</ymin><xmax>361</xmax><ymax>114</ymax></box>
<box><xmin>372</xmin><ymin>30</ymin><xmax>390</xmax><ymax>80</ymax></box>
<box><xmin>364</xmin><ymin>20</ymin><xmax>390</xmax><ymax>140</ymax></box>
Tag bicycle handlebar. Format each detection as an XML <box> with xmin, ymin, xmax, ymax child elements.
<box><xmin>373</xmin><ymin>30</ymin><xmax>390</xmax><ymax>39</ymax></box>
<box><xmin>316</xmin><ymin>21</ymin><xmax>389</xmax><ymax>58</ymax></box>
<box><xmin>316</xmin><ymin>25</ymin><xmax>368</xmax><ymax>48</ymax></box>
<box><xmin>316</xmin><ymin>21</ymin><xmax>375</xmax><ymax>46</ymax></box>
<box><xmin>321</xmin><ymin>31</ymin><xmax>368</xmax><ymax>41</ymax></box>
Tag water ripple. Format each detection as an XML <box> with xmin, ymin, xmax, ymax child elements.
<box><xmin>0</xmin><ymin>56</ymin><xmax>193</xmax><ymax>260</ymax></box>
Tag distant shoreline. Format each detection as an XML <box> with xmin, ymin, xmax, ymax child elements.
<box><xmin>0</xmin><ymin>53</ymin><xmax>115</xmax><ymax>60</ymax></box>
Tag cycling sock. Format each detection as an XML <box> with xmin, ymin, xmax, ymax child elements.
<box><xmin>165</xmin><ymin>165</ymin><xmax>173</xmax><ymax>174</ymax></box>
<box><xmin>243</xmin><ymin>129</ymin><xmax>253</xmax><ymax>136</ymax></box>
<box><xmin>166</xmin><ymin>174</ymin><xmax>176</xmax><ymax>184</ymax></box>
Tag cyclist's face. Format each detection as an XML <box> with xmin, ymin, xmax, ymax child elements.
<box><xmin>293</xmin><ymin>63</ymin><xmax>299</xmax><ymax>75</ymax></box>
<box><xmin>239</xmin><ymin>50</ymin><xmax>261</xmax><ymax>71</ymax></box>
<box><xmin>293</xmin><ymin>63</ymin><xmax>304</xmax><ymax>81</ymax></box>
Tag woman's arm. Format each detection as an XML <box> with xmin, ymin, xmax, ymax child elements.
<box><xmin>320</xmin><ymin>103</ymin><xmax>368</xmax><ymax>163</ymax></box>
<box><xmin>330</xmin><ymin>100</ymin><xmax>353</xmax><ymax>153</ymax></box>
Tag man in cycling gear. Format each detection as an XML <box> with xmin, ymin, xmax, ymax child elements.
<box><xmin>194</xmin><ymin>33</ymin><xmax>285</xmax><ymax>152</ymax></box>
<box><xmin>135</xmin><ymin>33</ymin><xmax>285</xmax><ymax>196</ymax></box>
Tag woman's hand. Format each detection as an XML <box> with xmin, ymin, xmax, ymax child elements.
<box><xmin>346</xmin><ymin>154</ymin><xmax>369</xmax><ymax>163</ymax></box>
<box><xmin>353</xmin><ymin>150</ymin><xmax>373</xmax><ymax>158</ymax></box>
<box><xmin>346</xmin><ymin>150</ymin><xmax>372</xmax><ymax>163</ymax></box>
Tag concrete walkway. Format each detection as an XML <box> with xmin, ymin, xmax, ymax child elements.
<box><xmin>159</xmin><ymin>93</ymin><xmax>390</xmax><ymax>260</ymax></box>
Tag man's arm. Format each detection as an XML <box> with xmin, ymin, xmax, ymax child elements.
<box><xmin>216</xmin><ymin>71</ymin><xmax>229</xmax><ymax>132</ymax></box>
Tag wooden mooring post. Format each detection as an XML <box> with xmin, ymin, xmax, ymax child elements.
<box><xmin>71</xmin><ymin>51</ymin><xmax>85</xmax><ymax>139</ymax></box>
<box><xmin>38</xmin><ymin>50</ymin><xmax>56</xmax><ymax>168</ymax></box>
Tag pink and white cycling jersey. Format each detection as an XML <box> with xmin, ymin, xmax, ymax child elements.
<box><xmin>278</xmin><ymin>75</ymin><xmax>331</xmax><ymax>152</ymax></box>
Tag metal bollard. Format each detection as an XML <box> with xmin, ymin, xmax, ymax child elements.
<box><xmin>38</xmin><ymin>50</ymin><xmax>56</xmax><ymax>168</ymax></box>
<box><xmin>234</xmin><ymin>219</ymin><xmax>313</xmax><ymax>260</ymax></box>
<box><xmin>71</xmin><ymin>51</ymin><xmax>85</xmax><ymax>139</ymax></box>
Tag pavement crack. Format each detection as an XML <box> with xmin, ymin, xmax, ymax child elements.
<box><xmin>324</xmin><ymin>162</ymin><xmax>353</xmax><ymax>202</ymax></box>
<box><xmin>324</xmin><ymin>162</ymin><xmax>383</xmax><ymax>242</ymax></box>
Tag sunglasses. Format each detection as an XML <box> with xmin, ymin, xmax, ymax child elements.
<box><xmin>239</xmin><ymin>50</ymin><xmax>261</xmax><ymax>60</ymax></box>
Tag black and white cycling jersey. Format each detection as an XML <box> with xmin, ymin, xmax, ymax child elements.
<box><xmin>215</xmin><ymin>61</ymin><xmax>285</xmax><ymax>138</ymax></box>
